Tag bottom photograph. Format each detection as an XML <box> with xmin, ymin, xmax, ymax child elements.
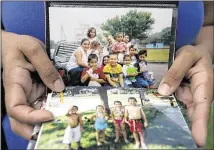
<box><xmin>34</xmin><ymin>86</ymin><xmax>197</xmax><ymax>150</ymax></box>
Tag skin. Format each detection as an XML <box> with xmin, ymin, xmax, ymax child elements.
<box><xmin>65</xmin><ymin>106</ymin><xmax>83</xmax><ymax>150</ymax></box>
<box><xmin>123</xmin><ymin>35</ymin><xmax>129</xmax><ymax>43</ymax></box>
<box><xmin>158</xmin><ymin>2</ymin><xmax>213</xmax><ymax>147</ymax></box>
<box><xmin>75</xmin><ymin>40</ymin><xmax>90</xmax><ymax>68</ymax></box>
<box><xmin>125</xmin><ymin>99</ymin><xmax>148</xmax><ymax>148</ymax></box>
<box><xmin>89</xmin><ymin>29</ymin><xmax>96</xmax><ymax>38</ymax></box>
<box><xmin>2</xmin><ymin>30</ymin><xmax>65</xmax><ymax>140</ymax></box>
<box><xmin>105</xmin><ymin>55</ymin><xmax>124</xmax><ymax>88</ymax></box>
<box><xmin>112</xmin><ymin>102</ymin><xmax>128</xmax><ymax>142</ymax></box>
<box><xmin>81</xmin><ymin>58</ymin><xmax>106</xmax><ymax>84</ymax></box>
<box><xmin>124</xmin><ymin>56</ymin><xmax>138</xmax><ymax>77</ymax></box>
<box><xmin>138</xmin><ymin>54</ymin><xmax>147</xmax><ymax>73</ymax></box>
<box><xmin>129</xmin><ymin>48</ymin><xmax>136</xmax><ymax>56</ymax></box>
<box><xmin>103</xmin><ymin>57</ymin><xmax>109</xmax><ymax>66</ymax></box>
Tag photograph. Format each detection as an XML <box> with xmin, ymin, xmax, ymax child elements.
<box><xmin>106</xmin><ymin>88</ymin><xmax>198</xmax><ymax>149</ymax></box>
<box><xmin>34</xmin><ymin>86</ymin><xmax>110</xmax><ymax>149</ymax></box>
<box><xmin>47</xmin><ymin>2</ymin><xmax>176</xmax><ymax>89</ymax></box>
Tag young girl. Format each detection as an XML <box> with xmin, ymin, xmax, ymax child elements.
<box><xmin>92</xmin><ymin>105</ymin><xmax>109</xmax><ymax>146</ymax></box>
<box><xmin>123</xmin><ymin>55</ymin><xmax>141</xmax><ymax>88</ymax></box>
<box><xmin>87</xmin><ymin>27</ymin><xmax>103</xmax><ymax>49</ymax></box>
<box><xmin>111</xmin><ymin>101</ymin><xmax>129</xmax><ymax>143</ymax></box>
<box><xmin>99</xmin><ymin>55</ymin><xmax>109</xmax><ymax>71</ymax></box>
<box><xmin>90</xmin><ymin>40</ymin><xmax>103</xmax><ymax>66</ymax></box>
<box><xmin>81</xmin><ymin>54</ymin><xmax>106</xmax><ymax>86</ymax></box>
<box><xmin>111</xmin><ymin>33</ymin><xmax>128</xmax><ymax>64</ymax></box>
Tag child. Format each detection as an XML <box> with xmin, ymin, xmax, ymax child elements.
<box><xmin>90</xmin><ymin>40</ymin><xmax>103</xmax><ymax>66</ymax></box>
<box><xmin>63</xmin><ymin>105</ymin><xmax>83</xmax><ymax>150</ymax></box>
<box><xmin>99</xmin><ymin>55</ymin><xmax>109</xmax><ymax>71</ymax></box>
<box><xmin>81</xmin><ymin>54</ymin><xmax>106</xmax><ymax>86</ymax></box>
<box><xmin>92</xmin><ymin>105</ymin><xmax>108</xmax><ymax>146</ymax></box>
<box><xmin>106</xmin><ymin>36</ymin><xmax>114</xmax><ymax>53</ymax></box>
<box><xmin>125</xmin><ymin>97</ymin><xmax>148</xmax><ymax>149</ymax></box>
<box><xmin>129</xmin><ymin>45</ymin><xmax>139</xmax><ymax>65</ymax></box>
<box><xmin>134</xmin><ymin>49</ymin><xmax>154</xmax><ymax>88</ymax></box>
<box><xmin>122</xmin><ymin>55</ymin><xmax>141</xmax><ymax>88</ymax></box>
<box><xmin>103</xmin><ymin>53</ymin><xmax>124</xmax><ymax>88</ymax></box>
<box><xmin>87</xmin><ymin>27</ymin><xmax>104</xmax><ymax>49</ymax></box>
<box><xmin>111</xmin><ymin>33</ymin><xmax>128</xmax><ymax>64</ymax></box>
<box><xmin>123</xmin><ymin>35</ymin><xmax>132</xmax><ymax>53</ymax></box>
<box><xmin>111</xmin><ymin>101</ymin><xmax>129</xmax><ymax>143</ymax></box>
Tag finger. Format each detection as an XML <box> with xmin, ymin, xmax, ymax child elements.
<box><xmin>18</xmin><ymin>35</ymin><xmax>64</xmax><ymax>92</ymax></box>
<box><xmin>176</xmin><ymin>86</ymin><xmax>193</xmax><ymax>107</ymax></box>
<box><xmin>158</xmin><ymin>45</ymin><xmax>201</xmax><ymax>96</ymax></box>
<box><xmin>188</xmin><ymin>62</ymin><xmax>213</xmax><ymax>147</ymax></box>
<box><xmin>9</xmin><ymin>117</ymin><xmax>33</xmax><ymax>140</ymax></box>
<box><xmin>6</xmin><ymin>83</ymin><xmax>54</xmax><ymax>125</ymax></box>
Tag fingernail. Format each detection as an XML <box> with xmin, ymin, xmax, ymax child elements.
<box><xmin>54</xmin><ymin>79</ymin><xmax>65</xmax><ymax>91</ymax></box>
<box><xmin>158</xmin><ymin>83</ymin><xmax>171</xmax><ymax>95</ymax></box>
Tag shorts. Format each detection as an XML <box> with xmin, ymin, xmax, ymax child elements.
<box><xmin>114</xmin><ymin>119</ymin><xmax>123</xmax><ymax>125</ymax></box>
<box><xmin>62</xmin><ymin>125</ymin><xmax>81</xmax><ymax>144</ymax></box>
<box><xmin>129</xmin><ymin>120</ymin><xmax>144</xmax><ymax>133</ymax></box>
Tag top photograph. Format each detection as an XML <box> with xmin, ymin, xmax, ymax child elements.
<box><xmin>47</xmin><ymin>2</ymin><xmax>177</xmax><ymax>89</ymax></box>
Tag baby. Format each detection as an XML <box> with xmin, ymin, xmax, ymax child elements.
<box><xmin>111</xmin><ymin>101</ymin><xmax>129</xmax><ymax>143</ymax></box>
<box><xmin>125</xmin><ymin>97</ymin><xmax>148</xmax><ymax>149</ymax></box>
<box><xmin>63</xmin><ymin>105</ymin><xmax>83</xmax><ymax>150</ymax></box>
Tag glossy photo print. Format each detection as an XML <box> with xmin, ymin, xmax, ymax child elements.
<box><xmin>46</xmin><ymin>1</ymin><xmax>178</xmax><ymax>89</ymax></box>
<box><xmin>33</xmin><ymin>87</ymin><xmax>197</xmax><ymax>149</ymax></box>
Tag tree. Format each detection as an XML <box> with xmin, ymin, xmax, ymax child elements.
<box><xmin>160</xmin><ymin>27</ymin><xmax>171</xmax><ymax>45</ymax></box>
<box><xmin>145</xmin><ymin>27</ymin><xmax>171</xmax><ymax>45</ymax></box>
<box><xmin>101</xmin><ymin>10</ymin><xmax>155</xmax><ymax>40</ymax></box>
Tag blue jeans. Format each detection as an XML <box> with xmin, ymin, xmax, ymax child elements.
<box><xmin>68</xmin><ymin>67</ymin><xmax>85</xmax><ymax>86</ymax></box>
<box><xmin>136</xmin><ymin>76</ymin><xmax>153</xmax><ymax>88</ymax></box>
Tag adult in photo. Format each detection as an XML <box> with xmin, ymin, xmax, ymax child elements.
<box><xmin>66</xmin><ymin>38</ymin><xmax>90</xmax><ymax>86</ymax></box>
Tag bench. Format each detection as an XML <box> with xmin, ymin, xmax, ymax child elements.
<box><xmin>52</xmin><ymin>40</ymin><xmax>80</xmax><ymax>85</ymax></box>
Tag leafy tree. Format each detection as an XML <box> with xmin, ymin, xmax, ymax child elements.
<box><xmin>101</xmin><ymin>10</ymin><xmax>155</xmax><ymax>40</ymax></box>
<box><xmin>160</xmin><ymin>27</ymin><xmax>171</xmax><ymax>45</ymax></box>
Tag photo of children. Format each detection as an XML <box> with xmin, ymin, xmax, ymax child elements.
<box><xmin>48</xmin><ymin>6</ymin><xmax>174</xmax><ymax>88</ymax></box>
<box><xmin>34</xmin><ymin>87</ymin><xmax>110</xmax><ymax>149</ymax></box>
<box><xmin>106</xmin><ymin>88</ymin><xmax>198</xmax><ymax>149</ymax></box>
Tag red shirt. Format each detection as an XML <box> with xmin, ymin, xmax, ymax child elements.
<box><xmin>81</xmin><ymin>67</ymin><xmax>106</xmax><ymax>80</ymax></box>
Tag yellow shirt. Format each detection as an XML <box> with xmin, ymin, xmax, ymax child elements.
<box><xmin>103</xmin><ymin>64</ymin><xmax>123</xmax><ymax>83</ymax></box>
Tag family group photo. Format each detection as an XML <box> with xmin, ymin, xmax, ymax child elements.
<box><xmin>34</xmin><ymin>87</ymin><xmax>197</xmax><ymax>150</ymax></box>
<box><xmin>49</xmin><ymin>6</ymin><xmax>174</xmax><ymax>89</ymax></box>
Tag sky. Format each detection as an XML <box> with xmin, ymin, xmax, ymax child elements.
<box><xmin>49</xmin><ymin>7</ymin><xmax>173</xmax><ymax>42</ymax></box>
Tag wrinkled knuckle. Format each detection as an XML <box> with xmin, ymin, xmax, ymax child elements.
<box><xmin>43</xmin><ymin>66</ymin><xmax>57</xmax><ymax>78</ymax></box>
<box><xmin>167</xmin><ymin>68</ymin><xmax>182</xmax><ymax>82</ymax></box>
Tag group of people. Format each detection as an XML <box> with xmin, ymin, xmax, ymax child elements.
<box><xmin>63</xmin><ymin>97</ymin><xmax>148</xmax><ymax>150</ymax></box>
<box><xmin>65</xmin><ymin>27</ymin><xmax>154</xmax><ymax>88</ymax></box>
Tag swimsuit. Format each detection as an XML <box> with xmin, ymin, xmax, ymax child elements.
<box><xmin>95</xmin><ymin>112</ymin><xmax>107</xmax><ymax>130</ymax></box>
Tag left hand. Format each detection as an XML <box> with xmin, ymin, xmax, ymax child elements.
<box><xmin>158</xmin><ymin>45</ymin><xmax>213</xmax><ymax>147</ymax></box>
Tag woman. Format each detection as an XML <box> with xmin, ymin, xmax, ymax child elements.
<box><xmin>66</xmin><ymin>38</ymin><xmax>91</xmax><ymax>86</ymax></box>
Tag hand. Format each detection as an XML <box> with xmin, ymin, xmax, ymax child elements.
<box><xmin>144</xmin><ymin>121</ymin><xmax>148</xmax><ymax>128</ymax></box>
<box><xmin>158</xmin><ymin>45</ymin><xmax>213</xmax><ymax>148</ymax></box>
<box><xmin>2</xmin><ymin>31</ymin><xmax>65</xmax><ymax>140</ymax></box>
<box><xmin>92</xmin><ymin>66</ymin><xmax>98</xmax><ymax>71</ymax></box>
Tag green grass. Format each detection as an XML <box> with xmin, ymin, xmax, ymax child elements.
<box><xmin>36</xmin><ymin>107</ymin><xmax>193</xmax><ymax>149</ymax></box>
<box><xmin>146</xmin><ymin>49</ymin><xmax>169</xmax><ymax>62</ymax></box>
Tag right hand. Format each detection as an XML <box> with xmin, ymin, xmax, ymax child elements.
<box><xmin>2</xmin><ymin>31</ymin><xmax>65</xmax><ymax>140</ymax></box>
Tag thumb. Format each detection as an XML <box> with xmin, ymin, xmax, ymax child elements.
<box><xmin>158</xmin><ymin>46</ymin><xmax>201</xmax><ymax>95</ymax></box>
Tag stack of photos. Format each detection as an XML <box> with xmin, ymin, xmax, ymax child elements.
<box><xmin>34</xmin><ymin>87</ymin><xmax>197</xmax><ymax>149</ymax></box>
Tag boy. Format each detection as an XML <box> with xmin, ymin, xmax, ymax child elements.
<box><xmin>103</xmin><ymin>53</ymin><xmax>124</xmax><ymax>88</ymax></box>
<box><xmin>134</xmin><ymin>49</ymin><xmax>154</xmax><ymax>88</ymax></box>
<box><xmin>129</xmin><ymin>45</ymin><xmax>139</xmax><ymax>65</ymax></box>
<box><xmin>81</xmin><ymin>54</ymin><xmax>106</xmax><ymax>86</ymax></box>
<box><xmin>125</xmin><ymin>97</ymin><xmax>148</xmax><ymax>149</ymax></box>
<box><xmin>63</xmin><ymin>105</ymin><xmax>83</xmax><ymax>150</ymax></box>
